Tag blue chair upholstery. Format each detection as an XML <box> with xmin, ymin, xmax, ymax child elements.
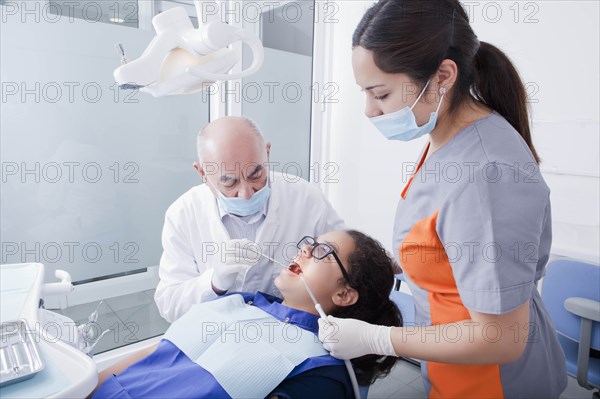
<box><xmin>359</xmin><ymin>384</ymin><xmax>369</xmax><ymax>399</ymax></box>
<box><xmin>542</xmin><ymin>259</ymin><xmax>600</xmax><ymax>394</ymax></box>
<box><xmin>390</xmin><ymin>290</ymin><xmax>416</xmax><ymax>327</ymax></box>
<box><xmin>391</xmin><ymin>273</ymin><xmax>416</xmax><ymax>327</ymax></box>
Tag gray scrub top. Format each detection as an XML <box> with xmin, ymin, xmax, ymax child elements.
<box><xmin>392</xmin><ymin>111</ymin><xmax>567</xmax><ymax>398</ymax></box>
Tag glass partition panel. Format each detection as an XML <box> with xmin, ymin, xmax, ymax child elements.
<box><xmin>240</xmin><ymin>0</ymin><xmax>315</xmax><ymax>180</ymax></box>
<box><xmin>1</xmin><ymin>1</ymin><xmax>209</xmax><ymax>284</ymax></box>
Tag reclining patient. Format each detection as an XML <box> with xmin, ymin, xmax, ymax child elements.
<box><xmin>91</xmin><ymin>230</ymin><xmax>402</xmax><ymax>399</ymax></box>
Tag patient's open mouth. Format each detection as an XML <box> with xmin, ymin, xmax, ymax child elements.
<box><xmin>288</xmin><ymin>262</ymin><xmax>302</xmax><ymax>275</ymax></box>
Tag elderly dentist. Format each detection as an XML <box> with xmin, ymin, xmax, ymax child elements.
<box><xmin>155</xmin><ymin>116</ymin><xmax>345</xmax><ymax>323</ymax></box>
<box><xmin>318</xmin><ymin>0</ymin><xmax>567</xmax><ymax>398</ymax></box>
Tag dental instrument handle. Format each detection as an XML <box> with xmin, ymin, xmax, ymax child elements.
<box><xmin>261</xmin><ymin>254</ymin><xmax>287</xmax><ymax>268</ymax></box>
<box><xmin>314</xmin><ymin>303</ymin><xmax>328</xmax><ymax>320</ymax></box>
<box><xmin>246</xmin><ymin>248</ymin><xmax>288</xmax><ymax>268</ymax></box>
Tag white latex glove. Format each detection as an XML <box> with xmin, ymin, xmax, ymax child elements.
<box><xmin>318</xmin><ymin>315</ymin><xmax>397</xmax><ymax>359</ymax></box>
<box><xmin>212</xmin><ymin>239</ymin><xmax>259</xmax><ymax>292</ymax></box>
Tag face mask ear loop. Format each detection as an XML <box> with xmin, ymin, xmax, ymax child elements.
<box><xmin>410</xmin><ymin>79</ymin><xmax>432</xmax><ymax>110</ymax></box>
<box><xmin>435</xmin><ymin>87</ymin><xmax>447</xmax><ymax>113</ymax></box>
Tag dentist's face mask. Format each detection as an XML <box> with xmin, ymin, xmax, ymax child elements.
<box><xmin>208</xmin><ymin>174</ymin><xmax>271</xmax><ymax>217</ymax></box>
<box><xmin>370</xmin><ymin>79</ymin><xmax>446</xmax><ymax>141</ymax></box>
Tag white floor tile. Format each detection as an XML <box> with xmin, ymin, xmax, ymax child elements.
<box><xmin>371</xmin><ymin>370</ymin><xmax>599</xmax><ymax>399</ymax></box>
<box><xmin>408</xmin><ymin>377</ymin><xmax>426</xmax><ymax>394</ymax></box>
<box><xmin>142</xmin><ymin>288</ymin><xmax>156</xmax><ymax>300</ymax></box>
<box><xmin>560</xmin><ymin>375</ymin><xmax>598</xmax><ymax>399</ymax></box>
<box><xmin>114</xmin><ymin>301</ymin><xmax>164</xmax><ymax>326</ymax></box>
<box><xmin>368</xmin><ymin>360</ymin><xmax>422</xmax><ymax>399</ymax></box>
<box><xmin>389</xmin><ymin>384</ymin><xmax>428</xmax><ymax>399</ymax></box>
<box><xmin>57</xmin><ymin>299</ymin><xmax>113</xmax><ymax>322</ymax></box>
<box><xmin>132</xmin><ymin>318</ymin><xmax>171</xmax><ymax>341</ymax></box>
<box><xmin>87</xmin><ymin>313</ymin><xmax>139</xmax><ymax>355</ymax></box>
<box><xmin>104</xmin><ymin>291</ymin><xmax>152</xmax><ymax>314</ymax></box>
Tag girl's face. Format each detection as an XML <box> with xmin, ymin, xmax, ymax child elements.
<box><xmin>275</xmin><ymin>231</ymin><xmax>357</xmax><ymax>314</ymax></box>
<box><xmin>352</xmin><ymin>46</ymin><xmax>439</xmax><ymax>127</ymax></box>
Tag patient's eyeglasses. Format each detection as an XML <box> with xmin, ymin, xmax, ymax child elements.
<box><xmin>296</xmin><ymin>236</ymin><xmax>352</xmax><ymax>284</ymax></box>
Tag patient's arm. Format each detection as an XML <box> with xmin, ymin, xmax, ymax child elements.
<box><xmin>87</xmin><ymin>342</ymin><xmax>159</xmax><ymax>398</ymax></box>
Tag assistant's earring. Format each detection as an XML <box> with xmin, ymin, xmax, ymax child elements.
<box><xmin>439</xmin><ymin>86</ymin><xmax>447</xmax><ymax>96</ymax></box>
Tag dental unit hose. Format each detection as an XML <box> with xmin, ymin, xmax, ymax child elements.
<box><xmin>298</xmin><ymin>274</ymin><xmax>361</xmax><ymax>399</ymax></box>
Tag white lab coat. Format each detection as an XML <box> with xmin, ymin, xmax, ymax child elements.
<box><xmin>154</xmin><ymin>172</ymin><xmax>345</xmax><ymax>323</ymax></box>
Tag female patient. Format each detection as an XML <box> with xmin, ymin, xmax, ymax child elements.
<box><xmin>91</xmin><ymin>230</ymin><xmax>402</xmax><ymax>399</ymax></box>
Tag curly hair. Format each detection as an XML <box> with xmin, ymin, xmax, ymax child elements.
<box><xmin>330</xmin><ymin>230</ymin><xmax>403</xmax><ymax>386</ymax></box>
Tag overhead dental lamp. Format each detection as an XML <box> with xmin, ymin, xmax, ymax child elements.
<box><xmin>113</xmin><ymin>0</ymin><xmax>264</xmax><ymax>97</ymax></box>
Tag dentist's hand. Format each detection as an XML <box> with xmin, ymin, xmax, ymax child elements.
<box><xmin>211</xmin><ymin>239</ymin><xmax>259</xmax><ymax>293</ymax></box>
<box><xmin>318</xmin><ymin>315</ymin><xmax>397</xmax><ymax>359</ymax></box>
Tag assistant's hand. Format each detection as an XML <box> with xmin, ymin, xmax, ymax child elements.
<box><xmin>318</xmin><ymin>315</ymin><xmax>397</xmax><ymax>359</ymax></box>
<box><xmin>212</xmin><ymin>239</ymin><xmax>259</xmax><ymax>293</ymax></box>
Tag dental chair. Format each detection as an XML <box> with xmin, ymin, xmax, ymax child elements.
<box><xmin>542</xmin><ymin>259</ymin><xmax>600</xmax><ymax>398</ymax></box>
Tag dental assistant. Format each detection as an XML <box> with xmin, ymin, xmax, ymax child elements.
<box><xmin>318</xmin><ymin>1</ymin><xmax>567</xmax><ymax>398</ymax></box>
<box><xmin>155</xmin><ymin>116</ymin><xmax>345</xmax><ymax>323</ymax></box>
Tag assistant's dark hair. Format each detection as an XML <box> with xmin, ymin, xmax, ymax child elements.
<box><xmin>330</xmin><ymin>230</ymin><xmax>402</xmax><ymax>386</ymax></box>
<box><xmin>353</xmin><ymin>0</ymin><xmax>540</xmax><ymax>164</ymax></box>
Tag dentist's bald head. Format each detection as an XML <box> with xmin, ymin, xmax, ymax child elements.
<box><xmin>197</xmin><ymin>116</ymin><xmax>266</xmax><ymax>164</ymax></box>
<box><xmin>194</xmin><ymin>116</ymin><xmax>271</xmax><ymax>200</ymax></box>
